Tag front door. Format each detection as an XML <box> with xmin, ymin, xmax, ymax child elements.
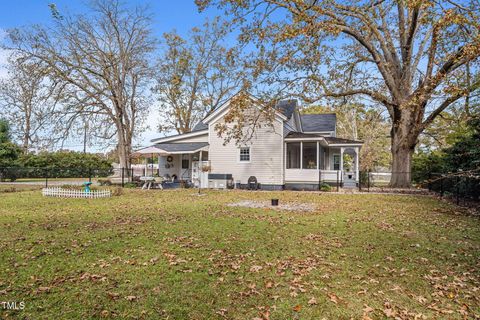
<box><xmin>181</xmin><ymin>154</ymin><xmax>191</xmax><ymax>180</ymax></box>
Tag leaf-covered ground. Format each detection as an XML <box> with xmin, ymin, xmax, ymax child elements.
<box><xmin>0</xmin><ymin>189</ymin><xmax>479</xmax><ymax>319</ymax></box>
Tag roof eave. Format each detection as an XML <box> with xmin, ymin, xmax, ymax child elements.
<box><xmin>150</xmin><ymin>129</ymin><xmax>208</xmax><ymax>143</ymax></box>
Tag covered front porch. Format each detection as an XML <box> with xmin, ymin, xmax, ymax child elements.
<box><xmin>284</xmin><ymin>134</ymin><xmax>362</xmax><ymax>188</ymax></box>
<box><xmin>132</xmin><ymin>143</ymin><xmax>210</xmax><ymax>188</ymax></box>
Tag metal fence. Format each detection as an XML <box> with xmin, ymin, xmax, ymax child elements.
<box><xmin>426</xmin><ymin>171</ymin><xmax>480</xmax><ymax>206</ymax></box>
<box><xmin>359</xmin><ymin>170</ymin><xmax>480</xmax><ymax>206</ymax></box>
<box><xmin>0</xmin><ymin>167</ymin><xmax>134</xmax><ymax>188</ymax></box>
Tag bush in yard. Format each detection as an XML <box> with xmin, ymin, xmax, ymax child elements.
<box><xmin>442</xmin><ymin>116</ymin><xmax>480</xmax><ymax>172</ymax></box>
<box><xmin>320</xmin><ymin>183</ymin><xmax>332</xmax><ymax>192</ymax></box>
<box><xmin>0</xmin><ymin>119</ymin><xmax>11</xmax><ymax>144</ymax></box>
<box><xmin>111</xmin><ymin>187</ymin><xmax>123</xmax><ymax>196</ymax></box>
<box><xmin>98</xmin><ymin>178</ymin><xmax>113</xmax><ymax>186</ymax></box>
<box><xmin>123</xmin><ymin>182</ymin><xmax>137</xmax><ymax>188</ymax></box>
<box><xmin>0</xmin><ymin>120</ymin><xmax>22</xmax><ymax>181</ymax></box>
<box><xmin>413</xmin><ymin>115</ymin><xmax>480</xmax><ymax>177</ymax></box>
<box><xmin>359</xmin><ymin>171</ymin><xmax>369</xmax><ymax>187</ymax></box>
<box><xmin>16</xmin><ymin>151</ymin><xmax>113</xmax><ymax>178</ymax></box>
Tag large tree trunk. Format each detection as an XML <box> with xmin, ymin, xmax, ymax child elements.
<box><xmin>390</xmin><ymin>144</ymin><xmax>414</xmax><ymax>188</ymax></box>
<box><xmin>390</xmin><ymin>110</ymin><xmax>418</xmax><ymax>188</ymax></box>
<box><xmin>116</xmin><ymin>125</ymin><xmax>131</xmax><ymax>172</ymax></box>
<box><xmin>23</xmin><ymin>107</ymin><xmax>31</xmax><ymax>153</ymax></box>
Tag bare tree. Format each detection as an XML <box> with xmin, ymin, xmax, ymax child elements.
<box><xmin>5</xmin><ymin>0</ymin><xmax>156</xmax><ymax>168</ymax></box>
<box><xmin>198</xmin><ymin>0</ymin><xmax>480</xmax><ymax>187</ymax></box>
<box><xmin>154</xmin><ymin>18</ymin><xmax>243</xmax><ymax>134</ymax></box>
<box><xmin>0</xmin><ymin>55</ymin><xmax>59</xmax><ymax>152</ymax></box>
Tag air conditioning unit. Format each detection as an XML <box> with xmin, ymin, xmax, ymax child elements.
<box><xmin>208</xmin><ymin>174</ymin><xmax>233</xmax><ymax>189</ymax></box>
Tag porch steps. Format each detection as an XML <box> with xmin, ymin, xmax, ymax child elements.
<box><xmin>343</xmin><ymin>181</ymin><xmax>357</xmax><ymax>189</ymax></box>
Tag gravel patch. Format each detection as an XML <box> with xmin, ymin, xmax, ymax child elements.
<box><xmin>227</xmin><ymin>200</ymin><xmax>316</xmax><ymax>212</ymax></box>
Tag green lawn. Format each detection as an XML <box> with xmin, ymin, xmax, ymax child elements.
<box><xmin>0</xmin><ymin>189</ymin><xmax>479</xmax><ymax>319</ymax></box>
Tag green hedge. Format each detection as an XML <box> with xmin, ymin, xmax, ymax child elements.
<box><xmin>0</xmin><ymin>151</ymin><xmax>113</xmax><ymax>180</ymax></box>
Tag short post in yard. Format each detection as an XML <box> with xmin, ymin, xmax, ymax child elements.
<box><xmin>358</xmin><ymin>171</ymin><xmax>362</xmax><ymax>191</ymax></box>
<box><xmin>440</xmin><ymin>176</ymin><xmax>444</xmax><ymax>197</ymax></box>
<box><xmin>428</xmin><ymin>172</ymin><xmax>432</xmax><ymax>191</ymax></box>
<box><xmin>336</xmin><ymin>170</ymin><xmax>339</xmax><ymax>192</ymax></box>
<box><xmin>318</xmin><ymin>169</ymin><xmax>321</xmax><ymax>191</ymax></box>
<box><xmin>367</xmin><ymin>170</ymin><xmax>371</xmax><ymax>192</ymax></box>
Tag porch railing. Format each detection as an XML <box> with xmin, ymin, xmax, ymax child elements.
<box><xmin>285</xmin><ymin>169</ymin><xmax>342</xmax><ymax>182</ymax></box>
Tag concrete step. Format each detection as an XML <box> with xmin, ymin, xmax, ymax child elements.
<box><xmin>343</xmin><ymin>181</ymin><xmax>357</xmax><ymax>189</ymax></box>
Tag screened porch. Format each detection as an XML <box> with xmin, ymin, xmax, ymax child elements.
<box><xmin>284</xmin><ymin>140</ymin><xmax>360</xmax><ymax>185</ymax></box>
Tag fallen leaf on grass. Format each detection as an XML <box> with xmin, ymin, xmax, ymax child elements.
<box><xmin>250</xmin><ymin>265</ymin><xmax>263</xmax><ymax>273</ymax></box>
<box><xmin>293</xmin><ymin>304</ymin><xmax>302</xmax><ymax>312</ymax></box>
<box><xmin>125</xmin><ymin>295</ymin><xmax>137</xmax><ymax>301</ymax></box>
<box><xmin>363</xmin><ymin>305</ymin><xmax>373</xmax><ymax>313</ymax></box>
<box><xmin>383</xmin><ymin>302</ymin><xmax>396</xmax><ymax>318</ymax></box>
<box><xmin>216</xmin><ymin>308</ymin><xmax>227</xmax><ymax>317</ymax></box>
<box><xmin>107</xmin><ymin>292</ymin><xmax>120</xmax><ymax>300</ymax></box>
<box><xmin>308</xmin><ymin>297</ymin><xmax>317</xmax><ymax>305</ymax></box>
<box><xmin>327</xmin><ymin>292</ymin><xmax>339</xmax><ymax>304</ymax></box>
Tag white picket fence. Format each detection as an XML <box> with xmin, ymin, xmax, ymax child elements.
<box><xmin>42</xmin><ymin>187</ymin><xmax>111</xmax><ymax>199</ymax></box>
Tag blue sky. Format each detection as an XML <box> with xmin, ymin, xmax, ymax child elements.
<box><xmin>0</xmin><ymin>0</ymin><xmax>222</xmax><ymax>150</ymax></box>
<box><xmin>0</xmin><ymin>0</ymin><xmax>218</xmax><ymax>36</ymax></box>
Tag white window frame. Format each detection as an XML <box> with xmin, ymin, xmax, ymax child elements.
<box><xmin>238</xmin><ymin>147</ymin><xmax>251</xmax><ymax>163</ymax></box>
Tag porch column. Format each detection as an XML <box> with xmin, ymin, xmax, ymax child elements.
<box><xmin>300</xmin><ymin>142</ymin><xmax>303</xmax><ymax>169</ymax></box>
<box><xmin>189</xmin><ymin>153</ymin><xmax>192</xmax><ymax>178</ymax></box>
<box><xmin>199</xmin><ymin>150</ymin><xmax>203</xmax><ymax>188</ymax></box>
<box><xmin>158</xmin><ymin>154</ymin><xmax>161</xmax><ymax>176</ymax></box>
<box><xmin>340</xmin><ymin>147</ymin><xmax>344</xmax><ymax>176</ymax></box>
<box><xmin>316</xmin><ymin>141</ymin><xmax>319</xmax><ymax>169</ymax></box>
<box><xmin>355</xmin><ymin>147</ymin><xmax>359</xmax><ymax>181</ymax></box>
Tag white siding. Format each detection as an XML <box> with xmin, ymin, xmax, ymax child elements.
<box><xmin>285</xmin><ymin>169</ymin><xmax>339</xmax><ymax>182</ymax></box>
<box><xmin>158</xmin><ymin>155</ymin><xmax>181</xmax><ymax>177</ymax></box>
<box><xmin>285</xmin><ymin>169</ymin><xmax>319</xmax><ymax>182</ymax></box>
<box><xmin>208</xmin><ymin>110</ymin><xmax>284</xmax><ymax>185</ymax></box>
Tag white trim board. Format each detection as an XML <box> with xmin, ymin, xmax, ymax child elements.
<box><xmin>151</xmin><ymin>130</ymin><xmax>208</xmax><ymax>144</ymax></box>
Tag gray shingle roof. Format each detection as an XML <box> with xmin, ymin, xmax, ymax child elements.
<box><xmin>300</xmin><ymin>114</ymin><xmax>336</xmax><ymax>132</ymax></box>
<box><xmin>324</xmin><ymin>136</ymin><xmax>363</xmax><ymax>144</ymax></box>
<box><xmin>155</xmin><ymin>142</ymin><xmax>209</xmax><ymax>152</ymax></box>
<box><xmin>192</xmin><ymin>121</ymin><xmax>208</xmax><ymax>131</ymax></box>
<box><xmin>275</xmin><ymin>100</ymin><xmax>297</xmax><ymax>119</ymax></box>
<box><xmin>285</xmin><ymin>132</ymin><xmax>324</xmax><ymax>139</ymax></box>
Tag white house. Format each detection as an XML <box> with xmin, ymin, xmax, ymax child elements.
<box><xmin>136</xmin><ymin>96</ymin><xmax>363</xmax><ymax>190</ymax></box>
